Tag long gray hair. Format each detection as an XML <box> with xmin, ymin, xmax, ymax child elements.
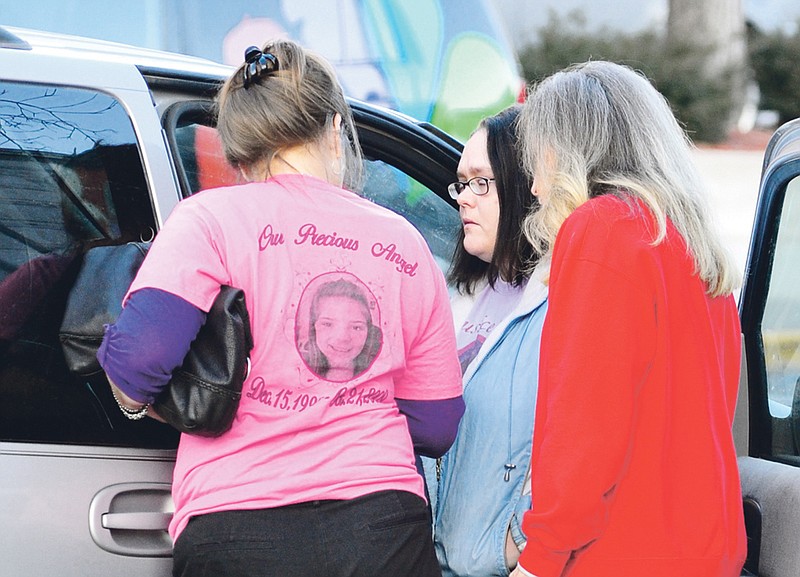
<box><xmin>519</xmin><ymin>60</ymin><xmax>737</xmax><ymax>296</ymax></box>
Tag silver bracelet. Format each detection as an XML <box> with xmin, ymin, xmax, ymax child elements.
<box><xmin>110</xmin><ymin>387</ymin><xmax>149</xmax><ymax>420</ymax></box>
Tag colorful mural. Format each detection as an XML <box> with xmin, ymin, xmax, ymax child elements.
<box><xmin>3</xmin><ymin>0</ymin><xmax>523</xmax><ymax>142</ymax></box>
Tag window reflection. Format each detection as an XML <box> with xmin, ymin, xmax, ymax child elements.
<box><xmin>763</xmin><ymin>176</ymin><xmax>800</xmax><ymax>417</ymax></box>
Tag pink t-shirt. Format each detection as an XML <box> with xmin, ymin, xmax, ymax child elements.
<box><xmin>127</xmin><ymin>174</ymin><xmax>462</xmax><ymax>539</ymax></box>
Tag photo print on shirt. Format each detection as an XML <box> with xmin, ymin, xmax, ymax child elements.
<box><xmin>295</xmin><ymin>272</ymin><xmax>383</xmax><ymax>382</ymax></box>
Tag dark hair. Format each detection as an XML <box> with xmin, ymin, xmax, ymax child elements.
<box><xmin>448</xmin><ymin>105</ymin><xmax>538</xmax><ymax>295</ymax></box>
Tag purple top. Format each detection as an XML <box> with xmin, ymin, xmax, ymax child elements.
<box><xmin>97</xmin><ymin>287</ymin><xmax>205</xmax><ymax>404</ymax></box>
<box><xmin>98</xmin><ymin>287</ymin><xmax>464</xmax><ymax>457</ymax></box>
<box><xmin>396</xmin><ymin>396</ymin><xmax>465</xmax><ymax>458</ymax></box>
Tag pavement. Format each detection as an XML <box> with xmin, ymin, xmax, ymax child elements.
<box><xmin>692</xmin><ymin>130</ymin><xmax>772</xmax><ymax>283</ymax></box>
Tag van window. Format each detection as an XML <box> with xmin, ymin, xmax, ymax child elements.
<box><xmin>764</xmin><ymin>175</ymin><xmax>800</xmax><ymax>423</ymax></box>
<box><xmin>0</xmin><ymin>81</ymin><xmax>177</xmax><ymax>447</ymax></box>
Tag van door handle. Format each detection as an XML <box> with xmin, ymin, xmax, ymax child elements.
<box><xmin>89</xmin><ymin>483</ymin><xmax>173</xmax><ymax>557</ymax></box>
<box><xmin>102</xmin><ymin>511</ymin><xmax>172</xmax><ymax>531</ymax></box>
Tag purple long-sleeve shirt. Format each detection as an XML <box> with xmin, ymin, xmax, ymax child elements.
<box><xmin>97</xmin><ymin>288</ymin><xmax>205</xmax><ymax>404</ymax></box>
<box><xmin>98</xmin><ymin>287</ymin><xmax>464</xmax><ymax>456</ymax></box>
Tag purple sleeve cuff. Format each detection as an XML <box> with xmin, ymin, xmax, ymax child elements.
<box><xmin>97</xmin><ymin>287</ymin><xmax>206</xmax><ymax>404</ymax></box>
<box><xmin>395</xmin><ymin>396</ymin><xmax>465</xmax><ymax>458</ymax></box>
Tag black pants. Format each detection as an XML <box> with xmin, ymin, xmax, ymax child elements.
<box><xmin>172</xmin><ymin>490</ymin><xmax>442</xmax><ymax>577</ymax></box>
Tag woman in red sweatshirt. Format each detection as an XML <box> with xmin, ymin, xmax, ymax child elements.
<box><xmin>510</xmin><ymin>61</ymin><xmax>747</xmax><ymax>577</ymax></box>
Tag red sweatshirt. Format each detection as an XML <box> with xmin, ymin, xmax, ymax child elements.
<box><xmin>517</xmin><ymin>194</ymin><xmax>746</xmax><ymax>577</ymax></box>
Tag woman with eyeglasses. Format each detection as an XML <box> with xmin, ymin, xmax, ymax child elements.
<box><xmin>423</xmin><ymin>104</ymin><xmax>547</xmax><ymax>577</ymax></box>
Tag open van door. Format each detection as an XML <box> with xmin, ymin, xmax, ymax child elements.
<box><xmin>737</xmin><ymin>118</ymin><xmax>800</xmax><ymax>577</ymax></box>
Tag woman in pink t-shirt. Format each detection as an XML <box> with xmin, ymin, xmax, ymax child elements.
<box><xmin>98</xmin><ymin>39</ymin><xmax>464</xmax><ymax>577</ymax></box>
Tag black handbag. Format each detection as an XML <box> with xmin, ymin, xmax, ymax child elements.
<box><xmin>58</xmin><ymin>242</ymin><xmax>253</xmax><ymax>437</ymax></box>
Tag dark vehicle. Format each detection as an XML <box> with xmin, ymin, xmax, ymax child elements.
<box><xmin>0</xmin><ymin>24</ymin><xmax>797</xmax><ymax>577</ymax></box>
<box><xmin>737</xmin><ymin>119</ymin><xmax>800</xmax><ymax>577</ymax></box>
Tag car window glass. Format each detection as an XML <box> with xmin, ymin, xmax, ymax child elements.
<box><xmin>0</xmin><ymin>81</ymin><xmax>177</xmax><ymax>448</ymax></box>
<box><xmin>172</xmin><ymin>121</ymin><xmax>459</xmax><ymax>269</ymax></box>
<box><xmin>359</xmin><ymin>159</ymin><xmax>459</xmax><ymax>269</ymax></box>
<box><xmin>764</xmin><ymin>175</ymin><xmax>800</xmax><ymax>422</ymax></box>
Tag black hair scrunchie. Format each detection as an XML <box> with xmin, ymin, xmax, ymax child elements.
<box><xmin>243</xmin><ymin>46</ymin><xmax>279</xmax><ymax>89</ymax></box>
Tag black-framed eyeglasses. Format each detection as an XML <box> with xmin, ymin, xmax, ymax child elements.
<box><xmin>447</xmin><ymin>176</ymin><xmax>495</xmax><ymax>200</ymax></box>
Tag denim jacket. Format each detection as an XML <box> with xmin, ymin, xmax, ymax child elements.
<box><xmin>423</xmin><ymin>274</ymin><xmax>547</xmax><ymax>577</ymax></box>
